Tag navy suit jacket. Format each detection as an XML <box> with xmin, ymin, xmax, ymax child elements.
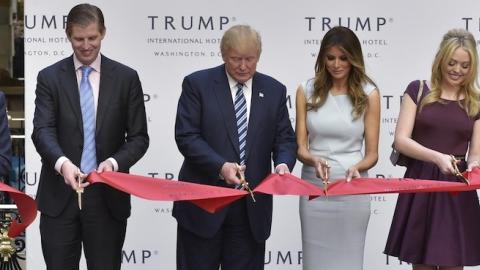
<box><xmin>173</xmin><ymin>64</ymin><xmax>297</xmax><ymax>242</ymax></box>
<box><xmin>32</xmin><ymin>55</ymin><xmax>149</xmax><ymax>220</ymax></box>
<box><xmin>0</xmin><ymin>92</ymin><xmax>11</xmax><ymax>179</ymax></box>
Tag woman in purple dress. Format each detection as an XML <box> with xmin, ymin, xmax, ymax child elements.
<box><xmin>384</xmin><ymin>29</ymin><xmax>480</xmax><ymax>270</ymax></box>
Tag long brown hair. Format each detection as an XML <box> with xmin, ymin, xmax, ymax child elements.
<box><xmin>420</xmin><ymin>29</ymin><xmax>480</xmax><ymax>117</ymax></box>
<box><xmin>308</xmin><ymin>26</ymin><xmax>376</xmax><ymax>119</ymax></box>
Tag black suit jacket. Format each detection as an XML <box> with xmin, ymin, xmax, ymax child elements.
<box><xmin>173</xmin><ymin>64</ymin><xmax>297</xmax><ymax>242</ymax></box>
<box><xmin>32</xmin><ymin>55</ymin><xmax>149</xmax><ymax>220</ymax></box>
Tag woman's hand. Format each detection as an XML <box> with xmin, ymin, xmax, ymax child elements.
<box><xmin>314</xmin><ymin>159</ymin><xmax>330</xmax><ymax>181</ymax></box>
<box><xmin>346</xmin><ymin>166</ymin><xmax>361</xmax><ymax>182</ymax></box>
<box><xmin>435</xmin><ymin>153</ymin><xmax>455</xmax><ymax>175</ymax></box>
<box><xmin>467</xmin><ymin>160</ymin><xmax>479</xmax><ymax>172</ymax></box>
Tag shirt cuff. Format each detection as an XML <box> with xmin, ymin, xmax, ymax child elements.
<box><xmin>55</xmin><ymin>156</ymin><xmax>69</xmax><ymax>175</ymax></box>
<box><xmin>275</xmin><ymin>163</ymin><xmax>289</xmax><ymax>172</ymax></box>
<box><xmin>108</xmin><ymin>157</ymin><xmax>119</xmax><ymax>172</ymax></box>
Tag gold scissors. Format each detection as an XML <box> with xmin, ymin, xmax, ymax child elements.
<box><xmin>450</xmin><ymin>155</ymin><xmax>470</xmax><ymax>185</ymax></box>
<box><xmin>76</xmin><ymin>169</ymin><xmax>84</xmax><ymax>210</ymax></box>
<box><xmin>237</xmin><ymin>165</ymin><xmax>256</xmax><ymax>202</ymax></box>
<box><xmin>322</xmin><ymin>160</ymin><xmax>330</xmax><ymax>195</ymax></box>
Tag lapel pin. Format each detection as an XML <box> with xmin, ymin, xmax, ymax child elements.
<box><xmin>259</xmin><ymin>92</ymin><xmax>264</xmax><ymax>98</ymax></box>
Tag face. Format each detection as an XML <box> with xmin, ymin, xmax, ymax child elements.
<box><xmin>68</xmin><ymin>22</ymin><xmax>105</xmax><ymax>65</ymax></box>
<box><xmin>223</xmin><ymin>46</ymin><xmax>259</xmax><ymax>83</ymax></box>
<box><xmin>442</xmin><ymin>47</ymin><xmax>471</xmax><ymax>88</ymax></box>
<box><xmin>325</xmin><ymin>46</ymin><xmax>351</xmax><ymax>82</ymax></box>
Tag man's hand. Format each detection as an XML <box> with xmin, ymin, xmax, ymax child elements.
<box><xmin>220</xmin><ymin>162</ymin><xmax>243</xmax><ymax>185</ymax></box>
<box><xmin>97</xmin><ymin>159</ymin><xmax>114</xmax><ymax>173</ymax></box>
<box><xmin>60</xmin><ymin>160</ymin><xmax>89</xmax><ymax>190</ymax></box>
<box><xmin>275</xmin><ymin>164</ymin><xmax>290</xmax><ymax>175</ymax></box>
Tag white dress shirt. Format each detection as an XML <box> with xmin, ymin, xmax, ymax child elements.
<box><xmin>55</xmin><ymin>53</ymin><xmax>118</xmax><ymax>174</ymax></box>
<box><xmin>224</xmin><ymin>69</ymin><xmax>288</xmax><ymax>173</ymax></box>
<box><xmin>226</xmin><ymin>71</ymin><xmax>252</xmax><ymax>126</ymax></box>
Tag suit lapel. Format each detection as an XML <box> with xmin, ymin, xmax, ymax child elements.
<box><xmin>212</xmin><ymin>65</ymin><xmax>240</xmax><ymax>156</ymax></box>
<box><xmin>96</xmin><ymin>55</ymin><xmax>115</xmax><ymax>136</ymax></box>
<box><xmin>60</xmin><ymin>57</ymin><xmax>83</xmax><ymax>133</ymax></box>
<box><xmin>245</xmin><ymin>74</ymin><xmax>263</xmax><ymax>160</ymax></box>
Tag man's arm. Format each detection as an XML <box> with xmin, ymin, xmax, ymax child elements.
<box><xmin>109</xmin><ymin>71</ymin><xmax>149</xmax><ymax>171</ymax></box>
<box><xmin>272</xmin><ymin>86</ymin><xmax>297</xmax><ymax>171</ymax></box>
<box><xmin>31</xmin><ymin>70</ymin><xmax>84</xmax><ymax>189</ymax></box>
<box><xmin>31</xmin><ymin>70</ymin><xmax>66</xmax><ymax>167</ymax></box>
<box><xmin>0</xmin><ymin>92</ymin><xmax>11</xmax><ymax>178</ymax></box>
<box><xmin>175</xmin><ymin>76</ymin><xmax>226</xmax><ymax>175</ymax></box>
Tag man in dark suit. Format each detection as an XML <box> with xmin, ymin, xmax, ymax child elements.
<box><xmin>174</xmin><ymin>25</ymin><xmax>297</xmax><ymax>270</ymax></box>
<box><xmin>31</xmin><ymin>4</ymin><xmax>149</xmax><ymax>270</ymax></box>
<box><xmin>0</xmin><ymin>92</ymin><xmax>11</xmax><ymax>179</ymax></box>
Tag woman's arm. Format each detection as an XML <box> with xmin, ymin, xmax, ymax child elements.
<box><xmin>346</xmin><ymin>89</ymin><xmax>380</xmax><ymax>180</ymax></box>
<box><xmin>295</xmin><ymin>85</ymin><xmax>329</xmax><ymax>180</ymax></box>
<box><xmin>467</xmin><ymin>119</ymin><xmax>480</xmax><ymax>171</ymax></box>
<box><xmin>394</xmin><ymin>93</ymin><xmax>453</xmax><ymax>174</ymax></box>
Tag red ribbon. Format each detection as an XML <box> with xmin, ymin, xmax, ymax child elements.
<box><xmin>255</xmin><ymin>172</ymin><xmax>479</xmax><ymax>197</ymax></box>
<box><xmin>87</xmin><ymin>168</ymin><xmax>480</xmax><ymax>213</ymax></box>
<box><xmin>0</xmin><ymin>183</ymin><xmax>37</xmax><ymax>237</ymax></box>
<box><xmin>88</xmin><ymin>172</ymin><xmax>246</xmax><ymax>213</ymax></box>
<box><xmin>12</xmin><ymin>168</ymin><xmax>476</xmax><ymax>237</ymax></box>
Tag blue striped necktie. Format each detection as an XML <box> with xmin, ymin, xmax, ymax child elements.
<box><xmin>79</xmin><ymin>66</ymin><xmax>97</xmax><ymax>173</ymax></box>
<box><xmin>234</xmin><ymin>83</ymin><xmax>248</xmax><ymax>165</ymax></box>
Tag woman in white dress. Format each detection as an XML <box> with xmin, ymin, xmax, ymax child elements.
<box><xmin>295</xmin><ymin>26</ymin><xmax>381</xmax><ymax>270</ymax></box>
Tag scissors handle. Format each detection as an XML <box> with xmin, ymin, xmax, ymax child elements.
<box><xmin>450</xmin><ymin>155</ymin><xmax>470</xmax><ymax>185</ymax></box>
<box><xmin>321</xmin><ymin>160</ymin><xmax>330</xmax><ymax>195</ymax></box>
<box><xmin>236</xmin><ymin>164</ymin><xmax>256</xmax><ymax>202</ymax></box>
<box><xmin>76</xmin><ymin>176</ymin><xmax>84</xmax><ymax>210</ymax></box>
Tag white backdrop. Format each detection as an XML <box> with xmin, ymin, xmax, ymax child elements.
<box><xmin>23</xmin><ymin>0</ymin><xmax>480</xmax><ymax>269</ymax></box>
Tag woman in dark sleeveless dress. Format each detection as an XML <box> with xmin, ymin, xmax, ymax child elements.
<box><xmin>384</xmin><ymin>29</ymin><xmax>480</xmax><ymax>270</ymax></box>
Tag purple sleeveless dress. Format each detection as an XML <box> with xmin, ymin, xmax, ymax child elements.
<box><xmin>384</xmin><ymin>80</ymin><xmax>480</xmax><ymax>267</ymax></box>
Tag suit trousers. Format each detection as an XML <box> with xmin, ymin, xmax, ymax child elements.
<box><xmin>40</xmin><ymin>185</ymin><xmax>127</xmax><ymax>270</ymax></box>
<box><xmin>177</xmin><ymin>198</ymin><xmax>265</xmax><ymax>270</ymax></box>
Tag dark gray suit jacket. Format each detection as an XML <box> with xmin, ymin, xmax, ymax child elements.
<box><xmin>32</xmin><ymin>54</ymin><xmax>149</xmax><ymax>220</ymax></box>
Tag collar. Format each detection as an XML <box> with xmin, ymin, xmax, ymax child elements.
<box><xmin>225</xmin><ymin>69</ymin><xmax>253</xmax><ymax>90</ymax></box>
<box><xmin>73</xmin><ymin>53</ymin><xmax>101</xmax><ymax>72</ymax></box>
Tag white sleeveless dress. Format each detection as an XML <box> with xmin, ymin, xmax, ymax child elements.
<box><xmin>299</xmin><ymin>78</ymin><xmax>374</xmax><ymax>270</ymax></box>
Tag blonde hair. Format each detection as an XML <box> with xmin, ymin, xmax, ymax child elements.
<box><xmin>420</xmin><ymin>28</ymin><xmax>480</xmax><ymax>117</ymax></box>
<box><xmin>220</xmin><ymin>25</ymin><xmax>262</xmax><ymax>57</ymax></box>
<box><xmin>309</xmin><ymin>26</ymin><xmax>376</xmax><ymax>119</ymax></box>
